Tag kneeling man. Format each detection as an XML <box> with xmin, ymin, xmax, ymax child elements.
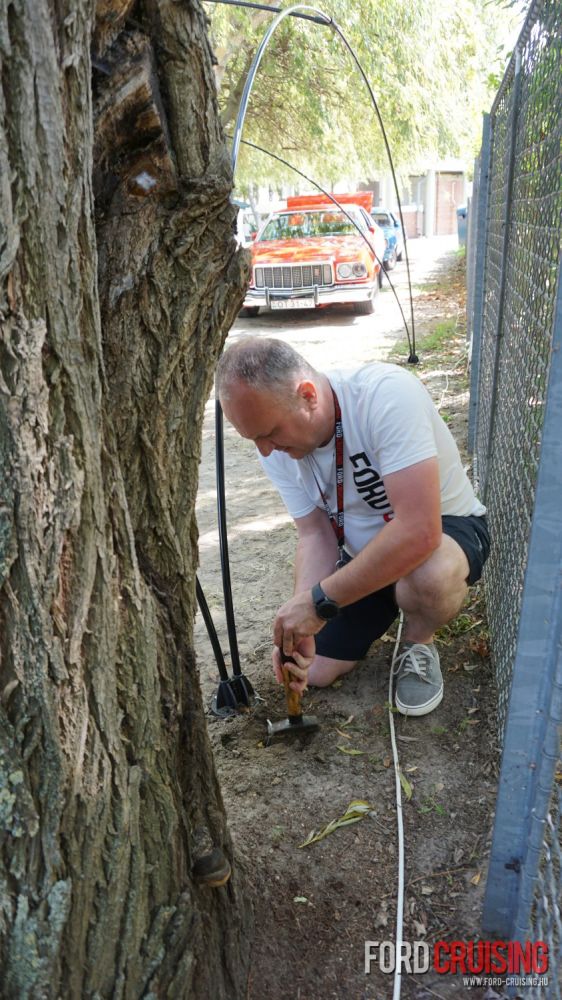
<box><xmin>216</xmin><ymin>337</ymin><xmax>490</xmax><ymax>716</ymax></box>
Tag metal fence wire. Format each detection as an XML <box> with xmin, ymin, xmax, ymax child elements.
<box><xmin>467</xmin><ymin>0</ymin><xmax>561</xmax><ymax>994</ymax></box>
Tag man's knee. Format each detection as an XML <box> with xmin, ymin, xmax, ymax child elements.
<box><xmin>400</xmin><ymin>535</ymin><xmax>469</xmax><ymax>595</ymax></box>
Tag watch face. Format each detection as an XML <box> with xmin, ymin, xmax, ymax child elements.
<box><xmin>317</xmin><ymin>599</ymin><xmax>339</xmax><ymax>620</ymax></box>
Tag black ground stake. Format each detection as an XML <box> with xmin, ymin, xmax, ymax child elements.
<box><xmin>196</xmin><ymin>575</ymin><xmax>255</xmax><ymax>716</ymax></box>
<box><xmin>205</xmin><ymin>399</ymin><xmax>256</xmax><ymax>715</ymax></box>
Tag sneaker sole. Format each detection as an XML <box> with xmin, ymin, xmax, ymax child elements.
<box><xmin>395</xmin><ymin>686</ymin><xmax>444</xmax><ymax>717</ymax></box>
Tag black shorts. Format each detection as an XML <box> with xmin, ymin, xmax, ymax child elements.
<box><xmin>314</xmin><ymin>514</ymin><xmax>490</xmax><ymax>662</ymax></box>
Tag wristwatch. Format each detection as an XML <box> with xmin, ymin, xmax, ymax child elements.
<box><xmin>311</xmin><ymin>582</ymin><xmax>340</xmax><ymax>621</ymax></box>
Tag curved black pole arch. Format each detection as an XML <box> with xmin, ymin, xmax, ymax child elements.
<box><xmin>211</xmin><ymin>0</ymin><xmax>417</xmax><ymax>714</ymax></box>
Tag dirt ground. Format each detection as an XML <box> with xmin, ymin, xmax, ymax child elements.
<box><xmin>194</xmin><ymin>240</ymin><xmax>511</xmax><ymax>999</ymax></box>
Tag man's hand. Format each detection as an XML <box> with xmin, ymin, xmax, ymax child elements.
<box><xmin>273</xmin><ymin>590</ymin><xmax>325</xmax><ymax>656</ymax></box>
<box><xmin>272</xmin><ymin>637</ymin><xmax>315</xmax><ymax>694</ymax></box>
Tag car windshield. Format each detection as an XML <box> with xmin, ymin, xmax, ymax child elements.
<box><xmin>373</xmin><ymin>213</ymin><xmax>391</xmax><ymax>226</ymax></box>
<box><xmin>259</xmin><ymin>208</ymin><xmax>362</xmax><ymax>241</ymax></box>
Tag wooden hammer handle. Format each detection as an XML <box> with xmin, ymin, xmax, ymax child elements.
<box><xmin>281</xmin><ymin>656</ymin><xmax>302</xmax><ymax>718</ymax></box>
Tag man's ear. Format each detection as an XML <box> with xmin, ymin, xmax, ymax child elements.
<box><xmin>296</xmin><ymin>380</ymin><xmax>318</xmax><ymax>408</ymax></box>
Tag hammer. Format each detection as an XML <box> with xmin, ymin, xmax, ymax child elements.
<box><xmin>266</xmin><ymin>654</ymin><xmax>320</xmax><ymax>742</ymax></box>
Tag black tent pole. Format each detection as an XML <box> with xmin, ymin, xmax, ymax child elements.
<box><xmin>196</xmin><ymin>574</ymin><xmax>249</xmax><ymax>716</ymax></box>
<box><xmin>212</xmin><ymin>397</ymin><xmax>255</xmax><ymax>709</ymax></box>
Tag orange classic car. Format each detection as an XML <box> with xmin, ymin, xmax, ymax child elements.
<box><xmin>242</xmin><ymin>192</ymin><xmax>386</xmax><ymax>316</ymax></box>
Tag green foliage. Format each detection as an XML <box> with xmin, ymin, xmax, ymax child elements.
<box><xmin>205</xmin><ymin>0</ymin><xmax>520</xmax><ymax>189</ymax></box>
<box><xmin>393</xmin><ymin>317</ymin><xmax>459</xmax><ymax>357</ymax></box>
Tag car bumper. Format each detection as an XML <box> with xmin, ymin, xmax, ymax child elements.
<box><xmin>243</xmin><ymin>282</ymin><xmax>377</xmax><ymax>310</ymax></box>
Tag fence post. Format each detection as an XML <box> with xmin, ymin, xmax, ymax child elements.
<box><xmin>468</xmin><ymin>114</ymin><xmax>491</xmax><ymax>454</ymax></box>
<box><xmin>480</xmin><ymin>49</ymin><xmax>522</xmax><ymax>501</ymax></box>
<box><xmin>482</xmin><ymin>259</ymin><xmax>562</xmax><ymax>938</ymax></box>
<box><xmin>466</xmin><ymin>152</ymin><xmax>478</xmax><ymax>344</ymax></box>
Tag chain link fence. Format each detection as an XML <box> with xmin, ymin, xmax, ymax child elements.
<box><xmin>467</xmin><ymin>0</ymin><xmax>561</xmax><ymax>993</ymax></box>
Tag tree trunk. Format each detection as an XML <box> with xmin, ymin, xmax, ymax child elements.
<box><xmin>0</xmin><ymin>1</ymin><xmax>251</xmax><ymax>997</ymax></box>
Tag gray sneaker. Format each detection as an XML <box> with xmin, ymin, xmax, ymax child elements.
<box><xmin>393</xmin><ymin>642</ymin><xmax>443</xmax><ymax>716</ymax></box>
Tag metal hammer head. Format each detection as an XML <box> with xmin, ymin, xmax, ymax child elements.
<box><xmin>266</xmin><ymin>713</ymin><xmax>320</xmax><ymax>742</ymax></box>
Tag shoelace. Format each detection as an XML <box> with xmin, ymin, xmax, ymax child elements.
<box><xmin>391</xmin><ymin>643</ymin><xmax>435</xmax><ymax>684</ymax></box>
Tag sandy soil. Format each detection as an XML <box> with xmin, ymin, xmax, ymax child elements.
<box><xmin>194</xmin><ymin>239</ymin><xmax>509</xmax><ymax>999</ymax></box>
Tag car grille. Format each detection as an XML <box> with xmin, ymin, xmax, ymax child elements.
<box><xmin>254</xmin><ymin>263</ymin><xmax>332</xmax><ymax>290</ymax></box>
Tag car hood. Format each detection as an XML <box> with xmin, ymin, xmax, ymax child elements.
<box><xmin>252</xmin><ymin>235</ymin><xmax>372</xmax><ymax>263</ymax></box>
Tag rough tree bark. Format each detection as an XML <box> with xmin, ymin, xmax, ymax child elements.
<box><xmin>0</xmin><ymin>0</ymin><xmax>251</xmax><ymax>996</ymax></box>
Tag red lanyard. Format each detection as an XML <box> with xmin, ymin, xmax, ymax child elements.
<box><xmin>309</xmin><ymin>386</ymin><xmax>345</xmax><ymax>565</ymax></box>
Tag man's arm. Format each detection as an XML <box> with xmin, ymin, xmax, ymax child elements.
<box><xmin>273</xmin><ymin>457</ymin><xmax>442</xmax><ymax>653</ymax></box>
<box><xmin>271</xmin><ymin>506</ymin><xmax>337</xmax><ymax>688</ymax></box>
<box><xmin>293</xmin><ymin>506</ymin><xmax>340</xmax><ymax>592</ymax></box>
<box><xmin>320</xmin><ymin>456</ymin><xmax>442</xmax><ymax>605</ymax></box>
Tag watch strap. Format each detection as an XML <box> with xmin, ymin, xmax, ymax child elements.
<box><xmin>311</xmin><ymin>582</ymin><xmax>326</xmax><ymax>606</ymax></box>
<box><xmin>311</xmin><ymin>582</ymin><xmax>340</xmax><ymax>619</ymax></box>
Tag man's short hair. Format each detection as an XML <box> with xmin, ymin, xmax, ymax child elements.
<box><xmin>216</xmin><ymin>337</ymin><xmax>316</xmax><ymax>401</ymax></box>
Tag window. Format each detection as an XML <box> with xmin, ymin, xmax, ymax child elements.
<box><xmin>259</xmin><ymin>208</ymin><xmax>362</xmax><ymax>241</ymax></box>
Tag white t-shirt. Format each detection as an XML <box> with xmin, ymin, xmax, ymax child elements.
<box><xmin>258</xmin><ymin>362</ymin><xmax>485</xmax><ymax>556</ymax></box>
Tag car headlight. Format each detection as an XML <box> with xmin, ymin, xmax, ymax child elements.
<box><xmin>336</xmin><ymin>262</ymin><xmax>368</xmax><ymax>279</ymax></box>
<box><xmin>336</xmin><ymin>262</ymin><xmax>353</xmax><ymax>279</ymax></box>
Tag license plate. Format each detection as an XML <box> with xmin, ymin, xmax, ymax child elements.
<box><xmin>270</xmin><ymin>297</ymin><xmax>315</xmax><ymax>310</ymax></box>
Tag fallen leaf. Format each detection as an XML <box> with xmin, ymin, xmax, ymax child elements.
<box><xmin>397</xmin><ymin>735</ymin><xmax>421</xmax><ymax>743</ymax></box>
<box><xmin>470</xmin><ymin>872</ymin><xmax>481</xmax><ymax>886</ymax></box>
<box><xmin>340</xmin><ymin>714</ymin><xmax>354</xmax><ymax>728</ymax></box>
<box><xmin>298</xmin><ymin>800</ymin><xmax>372</xmax><ymax>848</ymax></box>
<box><xmin>336</xmin><ymin>745</ymin><xmax>365</xmax><ymax>756</ymax></box>
<box><xmin>293</xmin><ymin>896</ymin><xmax>308</xmax><ymax>904</ymax></box>
<box><xmin>469</xmin><ymin>638</ymin><xmax>490</xmax><ymax>658</ymax></box>
<box><xmin>463</xmin><ymin>663</ymin><xmax>479</xmax><ymax>672</ymax></box>
<box><xmin>399</xmin><ymin>771</ymin><xmax>413</xmax><ymax>800</ymax></box>
<box><xmin>467</xmin><ymin>707</ymin><xmax>479</xmax><ymax>715</ymax></box>
<box><xmin>435</xmin><ymin>782</ymin><xmax>445</xmax><ymax>792</ymax></box>
<box><xmin>405</xmin><ymin>766</ymin><xmax>418</xmax><ymax>773</ymax></box>
<box><xmin>335</xmin><ymin>728</ymin><xmax>352</xmax><ymax>740</ymax></box>
<box><xmin>383</xmin><ymin>756</ymin><xmax>392</xmax><ymax>768</ymax></box>
<box><xmin>421</xmin><ymin>885</ymin><xmax>433</xmax><ymax>895</ymax></box>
